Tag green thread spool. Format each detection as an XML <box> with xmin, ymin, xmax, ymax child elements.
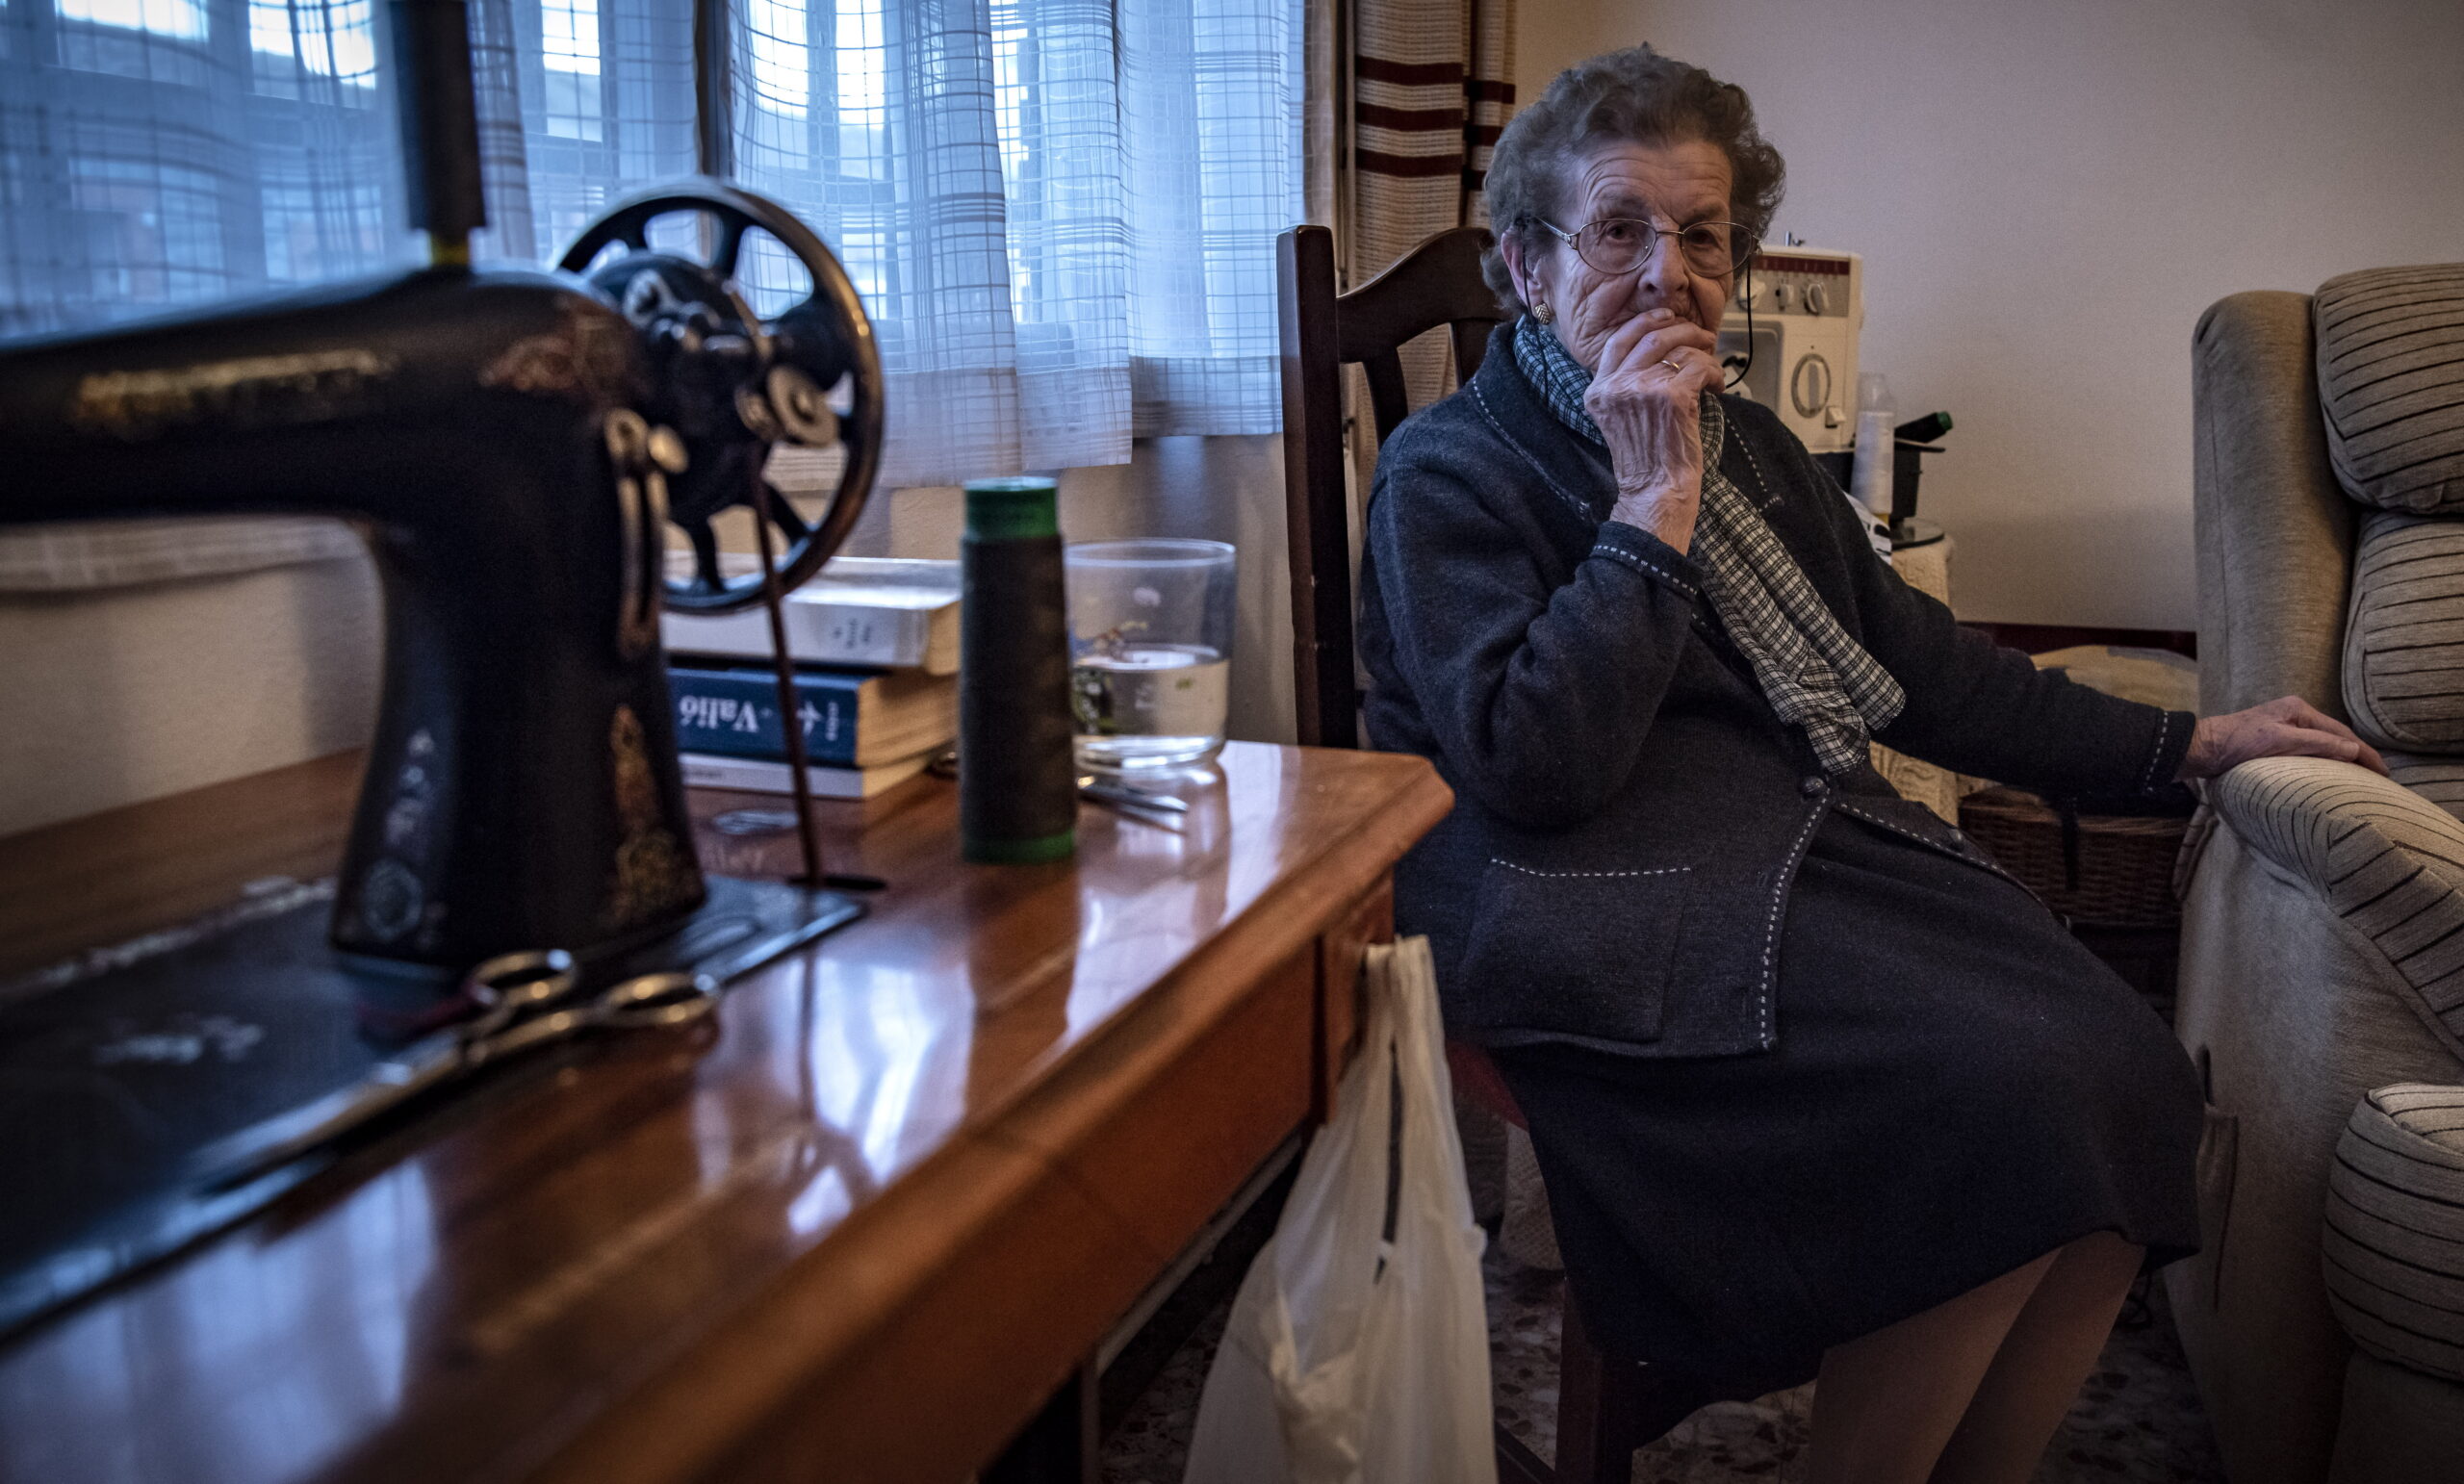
<box><xmin>959</xmin><ymin>476</ymin><xmax>1077</xmax><ymax>863</ymax></box>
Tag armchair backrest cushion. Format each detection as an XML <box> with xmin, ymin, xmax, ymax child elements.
<box><xmin>2192</xmin><ymin>291</ymin><xmax>2355</xmax><ymax>718</ymax></box>
<box><xmin>2345</xmin><ymin>511</ymin><xmax>2464</xmax><ymax>752</ymax></box>
<box><xmin>2316</xmin><ymin>264</ymin><xmax>2464</xmax><ymax>514</ymax></box>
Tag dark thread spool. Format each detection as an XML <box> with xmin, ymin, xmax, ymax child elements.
<box><xmin>960</xmin><ymin>477</ymin><xmax>1077</xmax><ymax>863</ymax></box>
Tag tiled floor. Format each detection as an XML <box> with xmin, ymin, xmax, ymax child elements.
<box><xmin>1102</xmin><ymin>1247</ymin><xmax>2228</xmax><ymax>1484</ymax></box>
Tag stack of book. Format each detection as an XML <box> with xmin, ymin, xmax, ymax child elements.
<box><xmin>663</xmin><ymin>556</ymin><xmax>961</xmax><ymax>800</ymax></box>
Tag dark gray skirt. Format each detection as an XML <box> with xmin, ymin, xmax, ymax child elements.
<box><xmin>1489</xmin><ymin>808</ymin><xmax>2204</xmax><ymax>1394</ymax></box>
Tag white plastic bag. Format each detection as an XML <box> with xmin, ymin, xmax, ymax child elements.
<box><xmin>1183</xmin><ymin>935</ymin><xmax>1497</xmax><ymax>1484</ymax></box>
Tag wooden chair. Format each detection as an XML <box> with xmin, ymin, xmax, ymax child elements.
<box><xmin>1275</xmin><ymin>221</ymin><xmax>1709</xmax><ymax>1483</ymax></box>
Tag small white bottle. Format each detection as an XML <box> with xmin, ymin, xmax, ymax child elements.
<box><xmin>1851</xmin><ymin>371</ymin><xmax>1896</xmax><ymax>519</ymax></box>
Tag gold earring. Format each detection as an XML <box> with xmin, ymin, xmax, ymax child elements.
<box><xmin>1531</xmin><ymin>300</ymin><xmax>1554</xmax><ymax>324</ymax></box>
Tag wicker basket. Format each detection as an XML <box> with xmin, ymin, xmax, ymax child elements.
<box><xmin>1957</xmin><ymin>785</ymin><xmax>2190</xmax><ymax>928</ymax></box>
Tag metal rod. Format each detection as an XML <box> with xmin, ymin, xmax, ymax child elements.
<box><xmin>693</xmin><ymin>0</ymin><xmax>735</xmax><ymax>179</ymax></box>
<box><xmin>387</xmin><ymin>0</ymin><xmax>488</xmax><ymax>262</ymax></box>
<box><xmin>749</xmin><ymin>476</ymin><xmax>825</xmax><ymax>885</ymax></box>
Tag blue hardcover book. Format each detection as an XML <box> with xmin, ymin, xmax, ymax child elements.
<box><xmin>666</xmin><ymin>663</ymin><xmax>956</xmax><ymax>768</ymax></box>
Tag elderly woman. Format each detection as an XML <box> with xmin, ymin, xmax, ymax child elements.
<box><xmin>1356</xmin><ymin>46</ymin><xmax>2385</xmax><ymax>1484</ymax></box>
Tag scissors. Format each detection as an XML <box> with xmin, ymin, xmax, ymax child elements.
<box><xmin>190</xmin><ymin>951</ymin><xmax>717</xmax><ymax>1190</ymax></box>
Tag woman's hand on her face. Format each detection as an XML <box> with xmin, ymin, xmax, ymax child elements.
<box><xmin>1586</xmin><ymin>307</ymin><xmax>1724</xmax><ymax>552</ymax></box>
<box><xmin>2175</xmin><ymin>695</ymin><xmax>2390</xmax><ymax>780</ymax></box>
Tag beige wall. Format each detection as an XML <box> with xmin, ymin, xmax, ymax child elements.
<box><xmin>0</xmin><ymin>557</ymin><xmax>382</xmax><ymax>836</ymax></box>
<box><xmin>1514</xmin><ymin>0</ymin><xmax>2464</xmax><ymax>629</ymax></box>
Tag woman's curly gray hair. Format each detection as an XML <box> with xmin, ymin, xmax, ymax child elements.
<box><xmin>1482</xmin><ymin>46</ymin><xmax>1785</xmax><ymax>314</ymax></box>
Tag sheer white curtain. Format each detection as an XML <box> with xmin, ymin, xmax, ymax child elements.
<box><xmin>0</xmin><ymin>0</ymin><xmax>1308</xmax><ymax>489</ymax></box>
<box><xmin>703</xmin><ymin>0</ymin><xmax>1308</xmax><ymax>481</ymax></box>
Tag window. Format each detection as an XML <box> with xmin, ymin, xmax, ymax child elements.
<box><xmin>249</xmin><ymin>0</ymin><xmax>376</xmax><ymax>94</ymax></box>
<box><xmin>258</xmin><ymin>160</ymin><xmax>387</xmax><ymax>284</ymax></box>
<box><xmin>55</xmin><ymin>0</ymin><xmax>214</xmax><ymax>81</ymax></box>
<box><xmin>832</xmin><ymin>0</ymin><xmax>886</xmax><ymax>179</ymax></box>
<box><xmin>57</xmin><ymin>0</ymin><xmax>205</xmax><ymax>40</ymax></box>
<box><xmin>66</xmin><ymin>158</ymin><xmax>227</xmax><ymax>305</ymax></box>
<box><xmin>744</xmin><ymin>0</ymin><xmax>809</xmax><ymax>119</ymax></box>
<box><xmin>541</xmin><ymin>0</ymin><xmax>603</xmax><ymax>141</ymax></box>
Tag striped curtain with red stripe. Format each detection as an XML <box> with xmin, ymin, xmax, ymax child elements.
<box><xmin>1348</xmin><ymin>0</ymin><xmax>1515</xmax><ymax>398</ymax></box>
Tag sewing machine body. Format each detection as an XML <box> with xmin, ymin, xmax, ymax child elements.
<box><xmin>0</xmin><ymin>266</ymin><xmax>708</xmax><ymax>970</ymax></box>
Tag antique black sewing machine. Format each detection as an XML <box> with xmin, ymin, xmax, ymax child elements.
<box><xmin>0</xmin><ymin>0</ymin><xmax>884</xmax><ymax>1332</ymax></box>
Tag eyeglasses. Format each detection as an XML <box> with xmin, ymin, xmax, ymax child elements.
<box><xmin>1535</xmin><ymin>217</ymin><xmax>1759</xmax><ymax>278</ymax></box>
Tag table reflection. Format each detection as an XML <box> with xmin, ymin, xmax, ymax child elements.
<box><xmin>0</xmin><ymin>741</ymin><xmax>1449</xmax><ymax>1484</ymax></box>
<box><xmin>0</xmin><ymin>1166</ymin><xmax>439</xmax><ymax>1484</ymax></box>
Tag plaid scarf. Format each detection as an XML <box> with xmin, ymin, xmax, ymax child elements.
<box><xmin>1513</xmin><ymin>317</ymin><xmax>1905</xmax><ymax>775</ymax></box>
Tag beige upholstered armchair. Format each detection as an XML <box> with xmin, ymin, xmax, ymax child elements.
<box><xmin>2173</xmin><ymin>265</ymin><xmax>2464</xmax><ymax>1484</ymax></box>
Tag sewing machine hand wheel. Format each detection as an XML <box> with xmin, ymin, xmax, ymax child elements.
<box><xmin>559</xmin><ymin>179</ymin><xmax>884</xmax><ymax>615</ymax></box>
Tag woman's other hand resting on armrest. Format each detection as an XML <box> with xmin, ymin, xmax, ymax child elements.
<box><xmin>2177</xmin><ymin>695</ymin><xmax>2390</xmax><ymax>780</ymax></box>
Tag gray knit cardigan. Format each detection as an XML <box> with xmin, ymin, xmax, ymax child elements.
<box><xmin>1356</xmin><ymin>324</ymin><xmax>2194</xmax><ymax>1058</ymax></box>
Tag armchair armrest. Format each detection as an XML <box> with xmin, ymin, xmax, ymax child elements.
<box><xmin>2207</xmin><ymin>757</ymin><xmax>2464</xmax><ymax>1055</ymax></box>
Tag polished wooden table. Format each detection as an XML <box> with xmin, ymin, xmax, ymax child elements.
<box><xmin>0</xmin><ymin>741</ymin><xmax>1450</xmax><ymax>1484</ymax></box>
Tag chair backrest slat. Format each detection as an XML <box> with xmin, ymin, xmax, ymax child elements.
<box><xmin>1360</xmin><ymin>352</ymin><xmax>1413</xmax><ymax>448</ymax></box>
<box><xmin>1450</xmin><ymin>318</ymin><xmax>1493</xmax><ymax>386</ymax></box>
<box><xmin>1277</xmin><ymin>223</ymin><xmax>1502</xmax><ymax>749</ymax></box>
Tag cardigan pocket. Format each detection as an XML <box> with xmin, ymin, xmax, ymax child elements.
<box><xmin>1456</xmin><ymin>858</ymin><xmax>1694</xmax><ymax>1044</ymax></box>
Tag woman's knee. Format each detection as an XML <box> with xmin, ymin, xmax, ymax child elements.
<box><xmin>2038</xmin><ymin>1231</ymin><xmax>2144</xmax><ymax>1303</ymax></box>
<box><xmin>2061</xmin><ymin>1230</ymin><xmax>2143</xmax><ymax>1267</ymax></box>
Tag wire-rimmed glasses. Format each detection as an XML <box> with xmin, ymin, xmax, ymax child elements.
<box><xmin>1536</xmin><ymin>217</ymin><xmax>1759</xmax><ymax>278</ymax></box>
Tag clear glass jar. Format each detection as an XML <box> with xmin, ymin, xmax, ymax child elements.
<box><xmin>1064</xmin><ymin>538</ymin><xmax>1237</xmax><ymax>771</ymax></box>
